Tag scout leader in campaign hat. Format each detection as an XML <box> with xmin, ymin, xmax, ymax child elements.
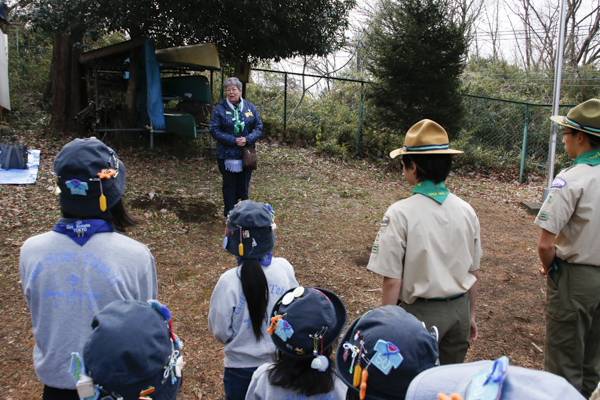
<box><xmin>389</xmin><ymin>119</ymin><xmax>463</xmax><ymax>158</ymax></box>
<box><xmin>550</xmin><ymin>98</ymin><xmax>600</xmax><ymax>137</ymax></box>
<box><xmin>336</xmin><ymin>306</ymin><xmax>439</xmax><ymax>400</ymax></box>
<box><xmin>54</xmin><ymin>138</ymin><xmax>126</xmax><ymax>218</ymax></box>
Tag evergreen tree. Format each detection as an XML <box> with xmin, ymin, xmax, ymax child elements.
<box><xmin>364</xmin><ymin>0</ymin><xmax>466</xmax><ymax>137</ymax></box>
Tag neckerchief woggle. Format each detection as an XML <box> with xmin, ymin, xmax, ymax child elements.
<box><xmin>573</xmin><ymin>149</ymin><xmax>600</xmax><ymax>166</ymax></box>
<box><xmin>412</xmin><ymin>180</ymin><xmax>449</xmax><ymax>204</ymax></box>
<box><xmin>53</xmin><ymin>218</ymin><xmax>114</xmax><ymax>246</ymax></box>
<box><xmin>237</xmin><ymin>253</ymin><xmax>273</xmax><ymax>266</ymax></box>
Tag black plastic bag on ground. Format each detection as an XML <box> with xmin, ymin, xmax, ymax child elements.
<box><xmin>0</xmin><ymin>137</ymin><xmax>28</xmax><ymax>170</ymax></box>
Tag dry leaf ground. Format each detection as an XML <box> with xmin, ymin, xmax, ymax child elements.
<box><xmin>0</xmin><ymin>131</ymin><xmax>548</xmax><ymax>399</ymax></box>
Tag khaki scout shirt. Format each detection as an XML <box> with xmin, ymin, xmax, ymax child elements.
<box><xmin>535</xmin><ymin>163</ymin><xmax>600</xmax><ymax>266</ymax></box>
<box><xmin>367</xmin><ymin>193</ymin><xmax>481</xmax><ymax>304</ymax></box>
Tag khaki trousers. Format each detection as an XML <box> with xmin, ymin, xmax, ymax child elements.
<box><xmin>545</xmin><ymin>258</ymin><xmax>600</xmax><ymax>398</ymax></box>
<box><xmin>401</xmin><ymin>293</ymin><xmax>470</xmax><ymax>365</ymax></box>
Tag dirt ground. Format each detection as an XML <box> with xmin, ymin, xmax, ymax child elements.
<box><xmin>0</xmin><ymin>131</ymin><xmax>549</xmax><ymax>399</ymax></box>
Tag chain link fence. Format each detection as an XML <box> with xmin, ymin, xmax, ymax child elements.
<box><xmin>462</xmin><ymin>95</ymin><xmax>575</xmax><ymax>179</ymax></box>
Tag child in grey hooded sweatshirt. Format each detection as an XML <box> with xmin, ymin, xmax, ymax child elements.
<box><xmin>245</xmin><ymin>286</ymin><xmax>348</xmax><ymax>400</ymax></box>
<box><xmin>209</xmin><ymin>200</ymin><xmax>298</xmax><ymax>400</ymax></box>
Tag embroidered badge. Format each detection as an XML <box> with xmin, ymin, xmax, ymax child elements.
<box><xmin>539</xmin><ymin>212</ymin><xmax>548</xmax><ymax>221</ymax></box>
<box><xmin>551</xmin><ymin>177</ymin><xmax>566</xmax><ymax>188</ymax></box>
<box><xmin>226</xmin><ymin>111</ymin><xmax>232</xmax><ymax>115</ymax></box>
<box><xmin>547</xmin><ymin>195</ymin><xmax>553</xmax><ymax>204</ymax></box>
<box><xmin>372</xmin><ymin>231</ymin><xmax>381</xmax><ymax>253</ymax></box>
<box><xmin>245</xmin><ymin>111</ymin><xmax>253</xmax><ymax>117</ymax></box>
<box><xmin>274</xmin><ymin>319</ymin><xmax>294</xmax><ymax>342</ymax></box>
<box><xmin>65</xmin><ymin>179</ymin><xmax>89</xmax><ymax>196</ymax></box>
<box><xmin>243</xmin><ymin>230</ymin><xmax>250</xmax><ymax>239</ymax></box>
<box><xmin>381</xmin><ymin>216</ymin><xmax>390</xmax><ymax>227</ymax></box>
<box><xmin>372</xmin><ymin>340</ymin><xmax>403</xmax><ymax>375</ymax></box>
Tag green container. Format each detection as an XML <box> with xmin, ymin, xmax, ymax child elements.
<box><xmin>164</xmin><ymin>112</ymin><xmax>197</xmax><ymax>139</ymax></box>
<box><xmin>161</xmin><ymin>75</ymin><xmax>210</xmax><ymax>103</ymax></box>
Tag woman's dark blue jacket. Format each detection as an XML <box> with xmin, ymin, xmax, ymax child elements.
<box><xmin>209</xmin><ymin>99</ymin><xmax>263</xmax><ymax>160</ymax></box>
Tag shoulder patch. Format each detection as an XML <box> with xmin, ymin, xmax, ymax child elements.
<box><xmin>538</xmin><ymin>211</ymin><xmax>549</xmax><ymax>221</ymax></box>
<box><xmin>551</xmin><ymin>177</ymin><xmax>566</xmax><ymax>188</ymax></box>
<box><xmin>380</xmin><ymin>215</ymin><xmax>390</xmax><ymax>227</ymax></box>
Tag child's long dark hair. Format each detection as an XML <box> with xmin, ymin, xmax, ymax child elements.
<box><xmin>267</xmin><ymin>347</ymin><xmax>335</xmax><ymax>396</ymax></box>
<box><xmin>239</xmin><ymin>258</ymin><xmax>269</xmax><ymax>341</ymax></box>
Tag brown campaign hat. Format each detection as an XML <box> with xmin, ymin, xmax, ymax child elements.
<box><xmin>550</xmin><ymin>99</ymin><xmax>600</xmax><ymax>137</ymax></box>
<box><xmin>390</xmin><ymin>119</ymin><xmax>463</xmax><ymax>158</ymax></box>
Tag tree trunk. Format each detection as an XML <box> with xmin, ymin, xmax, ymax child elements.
<box><xmin>49</xmin><ymin>34</ymin><xmax>86</xmax><ymax>133</ymax></box>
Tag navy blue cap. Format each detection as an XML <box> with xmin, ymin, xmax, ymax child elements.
<box><xmin>226</xmin><ymin>200</ymin><xmax>275</xmax><ymax>259</ymax></box>
<box><xmin>270</xmin><ymin>287</ymin><xmax>347</xmax><ymax>359</ymax></box>
<box><xmin>54</xmin><ymin>138</ymin><xmax>125</xmax><ymax>217</ymax></box>
<box><xmin>336</xmin><ymin>306</ymin><xmax>439</xmax><ymax>400</ymax></box>
<box><xmin>83</xmin><ymin>300</ymin><xmax>181</xmax><ymax>400</ymax></box>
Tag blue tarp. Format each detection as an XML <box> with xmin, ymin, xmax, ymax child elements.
<box><xmin>0</xmin><ymin>150</ymin><xmax>40</xmax><ymax>184</ymax></box>
<box><xmin>144</xmin><ymin>39</ymin><xmax>165</xmax><ymax>130</ymax></box>
<box><xmin>135</xmin><ymin>39</ymin><xmax>165</xmax><ymax>130</ymax></box>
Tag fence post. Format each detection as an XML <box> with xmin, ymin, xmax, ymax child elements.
<box><xmin>519</xmin><ymin>105</ymin><xmax>530</xmax><ymax>183</ymax></box>
<box><xmin>355</xmin><ymin>82</ymin><xmax>364</xmax><ymax>153</ymax></box>
<box><xmin>283</xmin><ymin>72</ymin><xmax>288</xmax><ymax>132</ymax></box>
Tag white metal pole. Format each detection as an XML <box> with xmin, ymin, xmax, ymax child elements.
<box><xmin>543</xmin><ymin>0</ymin><xmax>568</xmax><ymax>202</ymax></box>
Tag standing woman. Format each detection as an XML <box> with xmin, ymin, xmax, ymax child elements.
<box><xmin>209</xmin><ymin>200</ymin><xmax>298</xmax><ymax>400</ymax></box>
<box><xmin>210</xmin><ymin>77</ymin><xmax>263</xmax><ymax>217</ymax></box>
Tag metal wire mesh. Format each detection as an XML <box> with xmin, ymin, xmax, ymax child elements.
<box><xmin>463</xmin><ymin>95</ymin><xmax>573</xmax><ymax>172</ymax></box>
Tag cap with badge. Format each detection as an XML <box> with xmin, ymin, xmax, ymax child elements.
<box><xmin>267</xmin><ymin>286</ymin><xmax>346</xmax><ymax>371</ymax></box>
<box><xmin>335</xmin><ymin>306</ymin><xmax>439</xmax><ymax>400</ymax></box>
<box><xmin>224</xmin><ymin>200</ymin><xmax>276</xmax><ymax>259</ymax></box>
<box><xmin>69</xmin><ymin>299</ymin><xmax>183</xmax><ymax>400</ymax></box>
<box><xmin>405</xmin><ymin>356</ymin><xmax>586</xmax><ymax>400</ymax></box>
<box><xmin>54</xmin><ymin>138</ymin><xmax>126</xmax><ymax>217</ymax></box>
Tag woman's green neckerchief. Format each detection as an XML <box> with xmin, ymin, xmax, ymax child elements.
<box><xmin>229</xmin><ymin>101</ymin><xmax>246</xmax><ymax>135</ymax></box>
<box><xmin>573</xmin><ymin>149</ymin><xmax>600</xmax><ymax>166</ymax></box>
<box><xmin>412</xmin><ymin>180</ymin><xmax>450</xmax><ymax>204</ymax></box>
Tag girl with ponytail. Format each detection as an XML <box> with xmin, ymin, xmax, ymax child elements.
<box><xmin>209</xmin><ymin>201</ymin><xmax>298</xmax><ymax>400</ymax></box>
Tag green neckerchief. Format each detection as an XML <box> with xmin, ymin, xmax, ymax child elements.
<box><xmin>231</xmin><ymin>103</ymin><xmax>245</xmax><ymax>135</ymax></box>
<box><xmin>412</xmin><ymin>180</ymin><xmax>450</xmax><ymax>204</ymax></box>
<box><xmin>573</xmin><ymin>149</ymin><xmax>600</xmax><ymax>166</ymax></box>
